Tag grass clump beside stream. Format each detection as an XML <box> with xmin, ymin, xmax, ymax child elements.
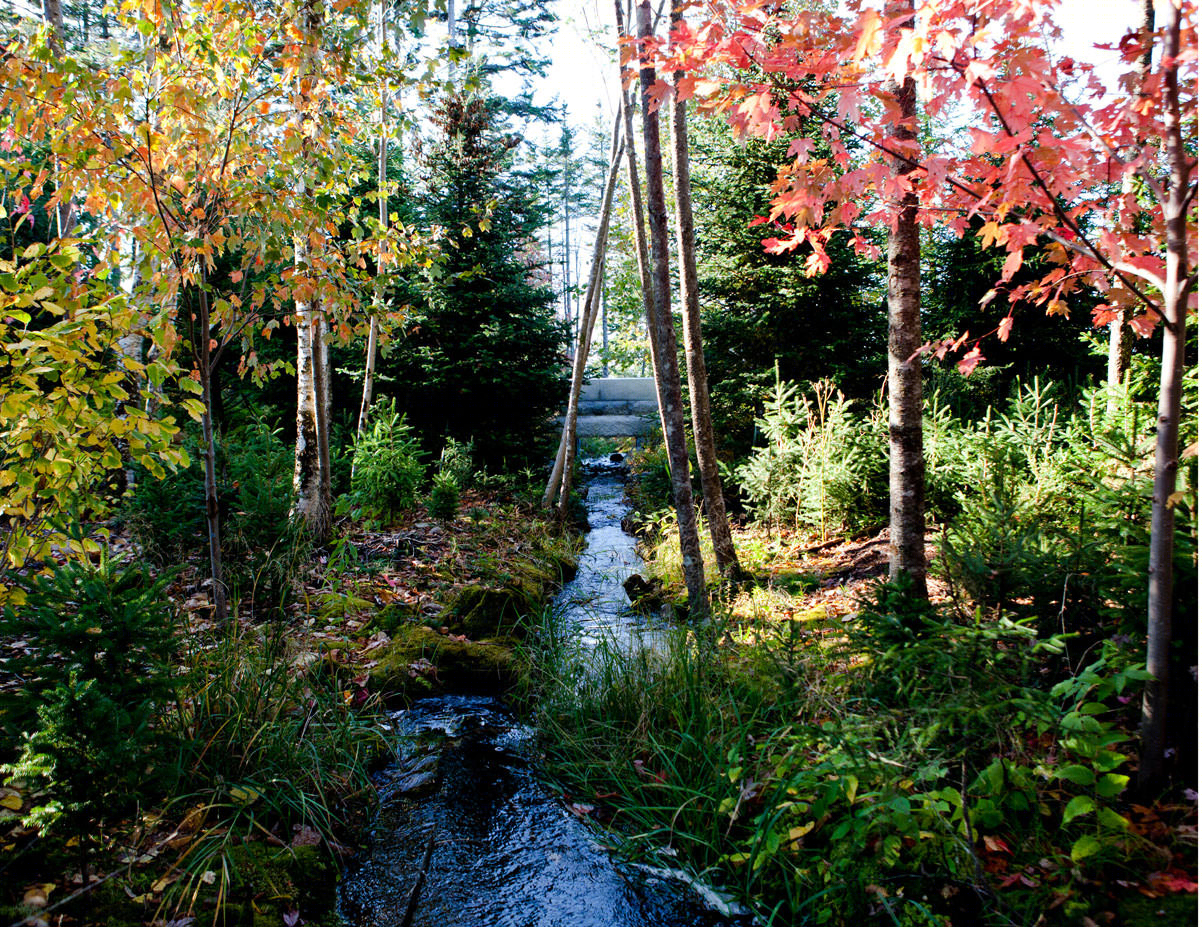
<box><xmin>535</xmin><ymin>581</ymin><xmax>1197</xmax><ymax>927</ymax></box>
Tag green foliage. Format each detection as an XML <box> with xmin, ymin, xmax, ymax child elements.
<box><xmin>126</xmin><ymin>419</ymin><xmax>309</xmax><ymax>617</ymax></box>
<box><xmin>0</xmin><ymin>238</ymin><xmax>189</xmax><ymax>575</ymax></box>
<box><xmin>163</xmin><ymin>622</ymin><xmax>384</xmax><ymax>912</ymax></box>
<box><xmin>691</xmin><ymin>116</ymin><xmax>886</xmax><ymax>459</ymax></box>
<box><xmin>0</xmin><ymin>553</ymin><xmax>180</xmax><ymax>836</ymax></box>
<box><xmin>349</xmin><ymin>400</ymin><xmax>426</xmax><ymax>524</ymax></box>
<box><xmin>428</xmin><ymin>471</ymin><xmax>461</xmax><ymax>520</ymax></box>
<box><xmin>221</xmin><ymin>420</ymin><xmax>310</xmax><ymax>618</ymax></box>
<box><xmin>848</xmin><ymin>579</ymin><xmax>1062</xmax><ymax>761</ymax></box>
<box><xmin>937</xmin><ymin>377</ymin><xmax>1198</xmax><ymax>646</ymax></box>
<box><xmin>736</xmin><ymin>377</ymin><xmax>887</xmax><ymax>536</ymax></box>
<box><xmin>438</xmin><ymin>436</ymin><xmax>476</xmax><ymax>488</ymax></box>
<box><xmin>377</xmin><ymin>91</ymin><xmax>564</xmax><ymax>468</ymax></box>
<box><xmin>925</xmin><ymin>224</ymin><xmax>1104</xmax><ymax>396</ymax></box>
<box><xmin>535</xmin><ymin>581</ymin><xmax>1178</xmax><ymax>926</ymax></box>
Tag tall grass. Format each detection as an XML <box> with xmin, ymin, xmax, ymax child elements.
<box><xmin>158</xmin><ymin>621</ymin><xmax>388</xmax><ymax>917</ymax></box>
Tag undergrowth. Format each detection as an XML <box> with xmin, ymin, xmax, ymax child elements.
<box><xmin>535</xmin><ymin>373</ymin><xmax>1197</xmax><ymax>926</ymax></box>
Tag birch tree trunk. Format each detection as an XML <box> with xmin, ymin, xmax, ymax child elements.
<box><xmin>292</xmin><ymin>0</ymin><xmax>333</xmax><ymax>542</ymax></box>
<box><xmin>196</xmin><ymin>271</ymin><xmax>228</xmax><ymax>622</ymax></box>
<box><xmin>669</xmin><ymin>5</ymin><xmax>744</xmax><ymax>580</ymax></box>
<box><xmin>1138</xmin><ymin>1</ymin><xmax>1190</xmax><ymax>796</ymax></box>
<box><xmin>885</xmin><ymin>0</ymin><xmax>927</xmax><ymax>596</ymax></box>
<box><xmin>635</xmin><ymin>0</ymin><xmax>708</xmax><ymax>619</ymax></box>
<box><xmin>356</xmin><ymin>0</ymin><xmax>389</xmax><ymax>453</ymax></box>
<box><xmin>543</xmin><ymin>113</ymin><xmax>624</xmax><ymax>510</ymax></box>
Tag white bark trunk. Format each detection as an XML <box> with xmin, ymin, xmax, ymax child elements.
<box><xmin>292</xmin><ymin>0</ymin><xmax>332</xmax><ymax>541</ymax></box>
<box><xmin>543</xmin><ymin>113</ymin><xmax>624</xmax><ymax>510</ymax></box>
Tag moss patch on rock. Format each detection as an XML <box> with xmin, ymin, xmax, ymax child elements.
<box><xmin>369</xmin><ymin>626</ymin><xmax>523</xmax><ymax>701</ymax></box>
<box><xmin>442</xmin><ymin>537</ymin><xmax>579</xmax><ymax>639</ymax></box>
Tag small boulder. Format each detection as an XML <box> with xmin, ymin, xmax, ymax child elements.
<box><xmin>623</xmin><ymin>574</ymin><xmax>664</xmax><ymax>610</ymax></box>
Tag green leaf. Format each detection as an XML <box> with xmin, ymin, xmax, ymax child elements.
<box><xmin>1054</xmin><ymin>764</ymin><xmax>1095</xmax><ymax>786</ymax></box>
<box><xmin>1092</xmin><ymin>750</ymin><xmax>1127</xmax><ymax>773</ymax></box>
<box><xmin>1062</xmin><ymin>794</ymin><xmax>1095</xmax><ymax>825</ymax></box>
<box><xmin>1070</xmin><ymin>834</ymin><xmax>1101</xmax><ymax>862</ymax></box>
<box><xmin>1095</xmin><ymin>773</ymin><xmax>1129</xmax><ymax>798</ymax></box>
<box><xmin>1097</xmin><ymin>807</ymin><xmax>1130</xmax><ymax>831</ymax></box>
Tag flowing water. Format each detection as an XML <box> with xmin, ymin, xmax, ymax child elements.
<box><xmin>338</xmin><ymin>459</ymin><xmax>752</xmax><ymax>927</ymax></box>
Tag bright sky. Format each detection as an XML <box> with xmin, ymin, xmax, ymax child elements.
<box><xmin>532</xmin><ymin>0</ymin><xmax>1153</xmax><ymax>301</ymax></box>
<box><xmin>540</xmin><ymin>0</ymin><xmax>1153</xmax><ymax>135</ymax></box>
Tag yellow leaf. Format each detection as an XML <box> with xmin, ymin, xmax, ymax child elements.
<box><xmin>228</xmin><ymin>785</ymin><xmax>261</xmax><ymax>805</ymax></box>
<box><xmin>22</xmin><ymin>883</ymin><xmax>55</xmax><ymax>908</ymax></box>
<box><xmin>786</xmin><ymin>822</ymin><xmax>815</xmax><ymax>843</ymax></box>
<box><xmin>0</xmin><ymin>794</ymin><xmax>21</xmax><ymax>811</ymax></box>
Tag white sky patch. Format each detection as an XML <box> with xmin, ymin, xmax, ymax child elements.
<box><xmin>539</xmin><ymin>0</ymin><xmax>1152</xmax><ymax>135</ymax></box>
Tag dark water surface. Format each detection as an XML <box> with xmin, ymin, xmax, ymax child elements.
<box><xmin>338</xmin><ymin>460</ymin><xmax>751</xmax><ymax>927</ymax></box>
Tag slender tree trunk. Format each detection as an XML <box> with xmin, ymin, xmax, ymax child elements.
<box><xmin>614</xmin><ymin>0</ymin><xmax>667</xmax><ymax>437</ymax></box>
<box><xmin>196</xmin><ymin>276</ymin><xmax>228</xmax><ymax>622</ymax></box>
<box><xmin>1138</xmin><ymin>2</ymin><xmax>1189</xmax><ymax>796</ymax></box>
<box><xmin>635</xmin><ymin>0</ymin><xmax>708</xmax><ymax>619</ymax></box>
<box><xmin>543</xmin><ymin>115</ymin><xmax>624</xmax><ymax>510</ymax></box>
<box><xmin>884</xmin><ymin>0</ymin><xmax>926</xmax><ymax>596</ymax></box>
<box><xmin>1106</xmin><ymin>0</ymin><xmax>1155</xmax><ymax>417</ymax></box>
<box><xmin>356</xmin><ymin>0</ymin><xmax>389</xmax><ymax>454</ymax></box>
<box><xmin>601</xmin><ymin>283</ymin><xmax>609</xmax><ymax>376</ymax></box>
<box><xmin>669</xmin><ymin>6</ymin><xmax>743</xmax><ymax>580</ymax></box>
<box><xmin>292</xmin><ymin>0</ymin><xmax>332</xmax><ymax>542</ymax></box>
<box><xmin>556</xmin><ymin>262</ymin><xmax>608</xmax><ymax>515</ymax></box>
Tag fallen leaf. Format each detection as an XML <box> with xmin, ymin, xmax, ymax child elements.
<box><xmin>983</xmin><ymin>835</ymin><xmax>1011</xmax><ymax>854</ymax></box>
<box><xmin>22</xmin><ymin>883</ymin><xmax>55</xmax><ymax>908</ymax></box>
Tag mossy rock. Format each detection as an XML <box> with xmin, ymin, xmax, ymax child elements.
<box><xmin>444</xmin><ymin>583</ymin><xmax>535</xmax><ymax>638</ymax></box>
<box><xmin>445</xmin><ymin>543</ymin><xmax>578</xmax><ymax>637</ymax></box>
<box><xmin>209</xmin><ymin>843</ymin><xmax>340</xmax><ymax>926</ymax></box>
<box><xmin>370</xmin><ymin>600</ymin><xmax>423</xmax><ymax>634</ymax></box>
<box><xmin>368</xmin><ymin>626</ymin><xmax>522</xmax><ymax>700</ymax></box>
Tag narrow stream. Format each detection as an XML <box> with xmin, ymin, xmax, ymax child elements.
<box><xmin>338</xmin><ymin>459</ymin><xmax>751</xmax><ymax>927</ymax></box>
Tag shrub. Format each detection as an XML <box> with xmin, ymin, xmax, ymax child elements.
<box><xmin>350</xmin><ymin>400</ymin><xmax>425</xmax><ymax>523</ymax></box>
<box><xmin>736</xmin><ymin>377</ymin><xmax>887</xmax><ymax>535</ymax></box>
<box><xmin>437</xmin><ymin>436</ymin><xmax>475</xmax><ymax>488</ymax></box>
<box><xmin>427</xmin><ymin>470</ymin><xmax>460</xmax><ymax>520</ymax></box>
<box><xmin>125</xmin><ymin>418</ymin><xmax>307</xmax><ymax>617</ymax></box>
<box><xmin>221</xmin><ymin>419</ymin><xmax>310</xmax><ymax>617</ymax></box>
<box><xmin>0</xmin><ymin>553</ymin><xmax>180</xmax><ymax>842</ymax></box>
